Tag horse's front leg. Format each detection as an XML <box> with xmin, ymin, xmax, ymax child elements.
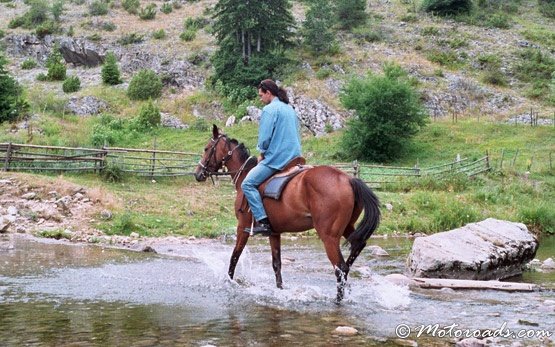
<box><xmin>228</xmin><ymin>225</ymin><xmax>250</xmax><ymax>279</ymax></box>
<box><xmin>269</xmin><ymin>233</ymin><xmax>283</xmax><ymax>289</ymax></box>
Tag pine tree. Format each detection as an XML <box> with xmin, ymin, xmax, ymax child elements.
<box><xmin>101</xmin><ymin>52</ymin><xmax>121</xmax><ymax>85</ymax></box>
<box><xmin>0</xmin><ymin>55</ymin><xmax>28</xmax><ymax>123</ymax></box>
<box><xmin>211</xmin><ymin>0</ymin><xmax>295</xmax><ymax>100</ymax></box>
<box><xmin>46</xmin><ymin>45</ymin><xmax>66</xmax><ymax>81</ymax></box>
<box><xmin>302</xmin><ymin>0</ymin><xmax>336</xmax><ymax>54</ymax></box>
<box><xmin>336</xmin><ymin>0</ymin><xmax>367</xmax><ymax>30</ymax></box>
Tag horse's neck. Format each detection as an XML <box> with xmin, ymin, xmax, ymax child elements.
<box><xmin>227</xmin><ymin>156</ymin><xmax>254</xmax><ymax>192</ymax></box>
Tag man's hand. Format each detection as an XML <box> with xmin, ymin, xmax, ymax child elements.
<box><xmin>257</xmin><ymin>154</ymin><xmax>264</xmax><ymax>162</ymax></box>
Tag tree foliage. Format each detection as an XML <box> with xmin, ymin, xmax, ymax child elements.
<box><xmin>127</xmin><ymin>69</ymin><xmax>163</xmax><ymax>100</ymax></box>
<box><xmin>46</xmin><ymin>45</ymin><xmax>66</xmax><ymax>81</ymax></box>
<box><xmin>0</xmin><ymin>56</ymin><xmax>29</xmax><ymax>123</ymax></box>
<box><xmin>340</xmin><ymin>66</ymin><xmax>427</xmax><ymax>162</ymax></box>
<box><xmin>335</xmin><ymin>0</ymin><xmax>367</xmax><ymax>30</ymax></box>
<box><xmin>101</xmin><ymin>52</ymin><xmax>121</xmax><ymax>85</ymax></box>
<box><xmin>211</xmin><ymin>0</ymin><xmax>295</xmax><ymax>100</ymax></box>
<box><xmin>421</xmin><ymin>0</ymin><xmax>473</xmax><ymax>16</ymax></box>
<box><xmin>302</xmin><ymin>0</ymin><xmax>336</xmax><ymax>53</ymax></box>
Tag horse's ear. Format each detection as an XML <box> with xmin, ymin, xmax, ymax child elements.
<box><xmin>212</xmin><ymin>124</ymin><xmax>219</xmax><ymax>139</ymax></box>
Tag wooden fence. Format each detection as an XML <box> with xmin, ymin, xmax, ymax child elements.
<box><xmin>0</xmin><ymin>142</ymin><xmax>496</xmax><ymax>187</ymax></box>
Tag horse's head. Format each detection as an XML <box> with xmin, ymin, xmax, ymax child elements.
<box><xmin>194</xmin><ymin>124</ymin><xmax>231</xmax><ymax>182</ymax></box>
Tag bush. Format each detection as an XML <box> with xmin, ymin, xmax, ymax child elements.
<box><xmin>35</xmin><ymin>20</ymin><xmax>61</xmax><ymax>38</ymax></box>
<box><xmin>518</xmin><ymin>203</ymin><xmax>555</xmax><ymax>234</ymax></box>
<box><xmin>0</xmin><ymin>55</ymin><xmax>29</xmax><ymax>123</ymax></box>
<box><xmin>89</xmin><ymin>0</ymin><xmax>109</xmax><ymax>15</ymax></box>
<box><xmin>62</xmin><ymin>76</ymin><xmax>81</xmax><ymax>93</ymax></box>
<box><xmin>421</xmin><ymin>0</ymin><xmax>472</xmax><ymax>16</ymax></box>
<box><xmin>180</xmin><ymin>29</ymin><xmax>197</xmax><ymax>41</ymax></box>
<box><xmin>336</xmin><ymin>0</ymin><xmax>367</xmax><ymax>30</ymax></box>
<box><xmin>101</xmin><ymin>52</ymin><xmax>121</xmax><ymax>85</ymax></box>
<box><xmin>36</xmin><ymin>72</ymin><xmax>48</xmax><ymax>81</ymax></box>
<box><xmin>101</xmin><ymin>161</ymin><xmax>126</xmax><ymax>183</ymax></box>
<box><xmin>127</xmin><ymin>69</ymin><xmax>163</xmax><ymax>100</ymax></box>
<box><xmin>117</xmin><ymin>32</ymin><xmax>144</xmax><ymax>45</ymax></box>
<box><xmin>513</xmin><ymin>48</ymin><xmax>555</xmax><ymax>102</ymax></box>
<box><xmin>481</xmin><ymin>68</ymin><xmax>508</xmax><ymax>86</ymax></box>
<box><xmin>46</xmin><ymin>46</ymin><xmax>66</xmax><ymax>81</ymax></box>
<box><xmin>485</xmin><ymin>12</ymin><xmax>511</xmax><ymax>28</ymax></box>
<box><xmin>122</xmin><ymin>0</ymin><xmax>140</xmax><ymax>14</ymax></box>
<box><xmin>152</xmin><ymin>29</ymin><xmax>166</xmax><ymax>39</ymax></box>
<box><xmin>138</xmin><ymin>3</ymin><xmax>157</xmax><ymax>20</ymax></box>
<box><xmin>21</xmin><ymin>59</ymin><xmax>37</xmax><ymax>69</ymax></box>
<box><xmin>102</xmin><ymin>21</ymin><xmax>116</xmax><ymax>31</ymax></box>
<box><xmin>160</xmin><ymin>2</ymin><xmax>172</xmax><ymax>13</ymax></box>
<box><xmin>340</xmin><ymin>65</ymin><xmax>427</xmax><ymax>162</ymax></box>
<box><xmin>135</xmin><ymin>99</ymin><xmax>161</xmax><ymax>129</ymax></box>
<box><xmin>352</xmin><ymin>26</ymin><xmax>384</xmax><ymax>44</ymax></box>
<box><xmin>539</xmin><ymin>0</ymin><xmax>555</xmax><ymax>18</ymax></box>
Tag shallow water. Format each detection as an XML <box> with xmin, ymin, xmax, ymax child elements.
<box><xmin>0</xmin><ymin>234</ymin><xmax>553</xmax><ymax>346</ymax></box>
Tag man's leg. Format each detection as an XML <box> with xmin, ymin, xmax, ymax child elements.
<box><xmin>241</xmin><ymin>163</ymin><xmax>277</xmax><ymax>234</ymax></box>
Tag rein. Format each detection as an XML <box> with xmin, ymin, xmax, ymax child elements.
<box><xmin>198</xmin><ymin>135</ymin><xmax>252</xmax><ymax>185</ymax></box>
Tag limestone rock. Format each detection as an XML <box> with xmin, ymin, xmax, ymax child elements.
<box><xmin>334</xmin><ymin>326</ymin><xmax>358</xmax><ymax>335</ymax></box>
<box><xmin>66</xmin><ymin>96</ymin><xmax>108</xmax><ymax>116</ymax></box>
<box><xmin>407</xmin><ymin>219</ymin><xmax>538</xmax><ymax>280</ymax></box>
<box><xmin>541</xmin><ymin>258</ymin><xmax>555</xmax><ymax>270</ymax></box>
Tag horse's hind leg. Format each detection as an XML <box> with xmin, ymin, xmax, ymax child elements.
<box><xmin>321</xmin><ymin>236</ymin><xmax>349</xmax><ymax>303</ymax></box>
<box><xmin>228</xmin><ymin>226</ymin><xmax>250</xmax><ymax>279</ymax></box>
<box><xmin>344</xmin><ymin>224</ymin><xmax>365</xmax><ymax>268</ymax></box>
<box><xmin>269</xmin><ymin>234</ymin><xmax>283</xmax><ymax>289</ymax></box>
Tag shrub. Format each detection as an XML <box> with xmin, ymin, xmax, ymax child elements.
<box><xmin>352</xmin><ymin>26</ymin><xmax>384</xmax><ymax>44</ymax></box>
<box><xmin>51</xmin><ymin>0</ymin><xmax>64</xmax><ymax>21</ymax></box>
<box><xmin>138</xmin><ymin>4</ymin><xmax>157</xmax><ymax>20</ymax></box>
<box><xmin>335</xmin><ymin>0</ymin><xmax>367</xmax><ymax>30</ymax></box>
<box><xmin>513</xmin><ymin>48</ymin><xmax>555</xmax><ymax>102</ymax></box>
<box><xmin>152</xmin><ymin>29</ymin><xmax>166</xmax><ymax>39</ymax></box>
<box><xmin>315</xmin><ymin>67</ymin><xmax>332</xmax><ymax>80</ymax></box>
<box><xmin>0</xmin><ymin>55</ymin><xmax>29</xmax><ymax>123</ymax></box>
<box><xmin>117</xmin><ymin>32</ymin><xmax>144</xmax><ymax>45</ymax></box>
<box><xmin>89</xmin><ymin>0</ymin><xmax>109</xmax><ymax>15</ymax></box>
<box><xmin>180</xmin><ymin>29</ymin><xmax>197</xmax><ymax>41</ymax></box>
<box><xmin>421</xmin><ymin>0</ymin><xmax>472</xmax><ymax>16</ymax></box>
<box><xmin>46</xmin><ymin>46</ymin><xmax>66</xmax><ymax>81</ymax></box>
<box><xmin>518</xmin><ymin>203</ymin><xmax>555</xmax><ymax>234</ymax></box>
<box><xmin>481</xmin><ymin>68</ymin><xmax>508</xmax><ymax>86</ymax></box>
<box><xmin>101</xmin><ymin>161</ymin><xmax>126</xmax><ymax>183</ymax></box>
<box><xmin>21</xmin><ymin>59</ymin><xmax>37</xmax><ymax>69</ymax></box>
<box><xmin>302</xmin><ymin>0</ymin><xmax>336</xmax><ymax>53</ymax></box>
<box><xmin>485</xmin><ymin>12</ymin><xmax>511</xmax><ymax>28</ymax></box>
<box><xmin>539</xmin><ymin>0</ymin><xmax>555</xmax><ymax>18</ymax></box>
<box><xmin>340</xmin><ymin>65</ymin><xmax>427</xmax><ymax>161</ymax></box>
<box><xmin>35</xmin><ymin>20</ymin><xmax>61</xmax><ymax>38</ymax></box>
<box><xmin>122</xmin><ymin>0</ymin><xmax>140</xmax><ymax>14</ymax></box>
<box><xmin>101</xmin><ymin>52</ymin><xmax>121</xmax><ymax>85</ymax></box>
<box><xmin>127</xmin><ymin>69</ymin><xmax>163</xmax><ymax>100</ymax></box>
<box><xmin>135</xmin><ymin>99</ymin><xmax>161</xmax><ymax>129</ymax></box>
<box><xmin>160</xmin><ymin>2</ymin><xmax>172</xmax><ymax>13</ymax></box>
<box><xmin>102</xmin><ymin>21</ymin><xmax>116</xmax><ymax>31</ymax></box>
<box><xmin>36</xmin><ymin>72</ymin><xmax>48</xmax><ymax>81</ymax></box>
<box><xmin>62</xmin><ymin>76</ymin><xmax>81</xmax><ymax>93</ymax></box>
<box><xmin>184</xmin><ymin>17</ymin><xmax>207</xmax><ymax>30</ymax></box>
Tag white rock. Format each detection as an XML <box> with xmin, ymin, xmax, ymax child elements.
<box><xmin>541</xmin><ymin>258</ymin><xmax>555</xmax><ymax>270</ymax></box>
<box><xmin>334</xmin><ymin>326</ymin><xmax>358</xmax><ymax>335</ymax></box>
<box><xmin>385</xmin><ymin>203</ymin><xmax>393</xmax><ymax>211</ymax></box>
<box><xmin>7</xmin><ymin>206</ymin><xmax>18</xmax><ymax>215</ymax></box>
<box><xmin>130</xmin><ymin>232</ymin><xmax>140</xmax><ymax>238</ymax></box>
<box><xmin>21</xmin><ymin>192</ymin><xmax>37</xmax><ymax>200</ymax></box>
<box><xmin>367</xmin><ymin>245</ymin><xmax>389</xmax><ymax>257</ymax></box>
<box><xmin>225</xmin><ymin>116</ymin><xmax>236</xmax><ymax>127</ymax></box>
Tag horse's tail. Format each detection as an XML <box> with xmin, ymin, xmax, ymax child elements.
<box><xmin>347</xmin><ymin>178</ymin><xmax>381</xmax><ymax>252</ymax></box>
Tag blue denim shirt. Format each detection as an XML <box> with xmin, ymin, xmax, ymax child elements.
<box><xmin>257</xmin><ymin>97</ymin><xmax>302</xmax><ymax>170</ymax></box>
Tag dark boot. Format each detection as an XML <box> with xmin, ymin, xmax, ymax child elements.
<box><xmin>244</xmin><ymin>218</ymin><xmax>272</xmax><ymax>236</ymax></box>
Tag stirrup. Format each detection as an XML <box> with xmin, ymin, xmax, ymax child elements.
<box><xmin>244</xmin><ymin>221</ymin><xmax>272</xmax><ymax>236</ymax></box>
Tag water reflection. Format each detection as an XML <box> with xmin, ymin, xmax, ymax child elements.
<box><xmin>0</xmin><ymin>234</ymin><xmax>553</xmax><ymax>346</ymax></box>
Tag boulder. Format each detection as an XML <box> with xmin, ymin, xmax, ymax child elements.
<box><xmin>66</xmin><ymin>96</ymin><xmax>108</xmax><ymax>116</ymax></box>
<box><xmin>58</xmin><ymin>37</ymin><xmax>105</xmax><ymax>67</ymax></box>
<box><xmin>407</xmin><ymin>219</ymin><xmax>538</xmax><ymax>280</ymax></box>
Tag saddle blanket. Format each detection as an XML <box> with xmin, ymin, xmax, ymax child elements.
<box><xmin>263</xmin><ymin>165</ymin><xmax>312</xmax><ymax>200</ymax></box>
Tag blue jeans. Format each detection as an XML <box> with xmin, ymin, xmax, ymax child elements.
<box><xmin>241</xmin><ymin>163</ymin><xmax>277</xmax><ymax>222</ymax></box>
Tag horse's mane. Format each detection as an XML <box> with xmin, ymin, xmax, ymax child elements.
<box><xmin>229</xmin><ymin>138</ymin><xmax>252</xmax><ymax>164</ymax></box>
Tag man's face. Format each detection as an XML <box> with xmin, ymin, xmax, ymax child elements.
<box><xmin>258</xmin><ymin>88</ymin><xmax>273</xmax><ymax>105</ymax></box>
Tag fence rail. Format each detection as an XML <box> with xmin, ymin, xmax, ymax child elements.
<box><xmin>0</xmin><ymin>142</ymin><xmax>499</xmax><ymax>186</ymax></box>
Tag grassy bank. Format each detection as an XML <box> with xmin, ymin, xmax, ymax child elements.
<box><xmin>11</xmin><ymin>118</ymin><xmax>547</xmax><ymax>238</ymax></box>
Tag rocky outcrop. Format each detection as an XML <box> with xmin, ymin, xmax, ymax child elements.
<box><xmin>161</xmin><ymin>113</ymin><xmax>188</xmax><ymax>129</ymax></box>
<box><xmin>240</xmin><ymin>89</ymin><xmax>345</xmax><ymax>136</ymax></box>
<box><xmin>66</xmin><ymin>96</ymin><xmax>108</xmax><ymax>116</ymax></box>
<box><xmin>58</xmin><ymin>37</ymin><xmax>105</xmax><ymax>67</ymax></box>
<box><xmin>407</xmin><ymin>218</ymin><xmax>538</xmax><ymax>280</ymax></box>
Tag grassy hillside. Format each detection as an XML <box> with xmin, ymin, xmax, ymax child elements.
<box><xmin>0</xmin><ymin>0</ymin><xmax>554</xmax><ymax>238</ymax></box>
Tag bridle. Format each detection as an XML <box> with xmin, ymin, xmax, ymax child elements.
<box><xmin>197</xmin><ymin>135</ymin><xmax>252</xmax><ymax>184</ymax></box>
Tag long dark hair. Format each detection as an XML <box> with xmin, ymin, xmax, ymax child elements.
<box><xmin>258</xmin><ymin>79</ymin><xmax>289</xmax><ymax>104</ymax></box>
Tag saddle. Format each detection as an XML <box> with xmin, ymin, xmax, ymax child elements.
<box><xmin>262</xmin><ymin>157</ymin><xmax>312</xmax><ymax>200</ymax></box>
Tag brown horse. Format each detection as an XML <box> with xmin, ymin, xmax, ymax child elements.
<box><xmin>195</xmin><ymin>125</ymin><xmax>380</xmax><ymax>302</ymax></box>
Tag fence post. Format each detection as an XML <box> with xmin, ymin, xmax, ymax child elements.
<box><xmin>499</xmin><ymin>149</ymin><xmax>505</xmax><ymax>169</ymax></box>
<box><xmin>485</xmin><ymin>150</ymin><xmax>490</xmax><ymax>171</ymax></box>
<box><xmin>3</xmin><ymin>142</ymin><xmax>12</xmax><ymax>172</ymax></box>
<box><xmin>512</xmin><ymin>149</ymin><xmax>519</xmax><ymax>168</ymax></box>
<box><xmin>150</xmin><ymin>138</ymin><xmax>157</xmax><ymax>179</ymax></box>
<box><xmin>414</xmin><ymin>159</ymin><xmax>420</xmax><ymax>177</ymax></box>
<box><xmin>352</xmin><ymin>160</ymin><xmax>359</xmax><ymax>178</ymax></box>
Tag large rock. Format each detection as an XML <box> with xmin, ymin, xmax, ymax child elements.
<box><xmin>66</xmin><ymin>96</ymin><xmax>108</xmax><ymax>116</ymax></box>
<box><xmin>59</xmin><ymin>37</ymin><xmax>105</xmax><ymax>67</ymax></box>
<box><xmin>407</xmin><ymin>218</ymin><xmax>538</xmax><ymax>280</ymax></box>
